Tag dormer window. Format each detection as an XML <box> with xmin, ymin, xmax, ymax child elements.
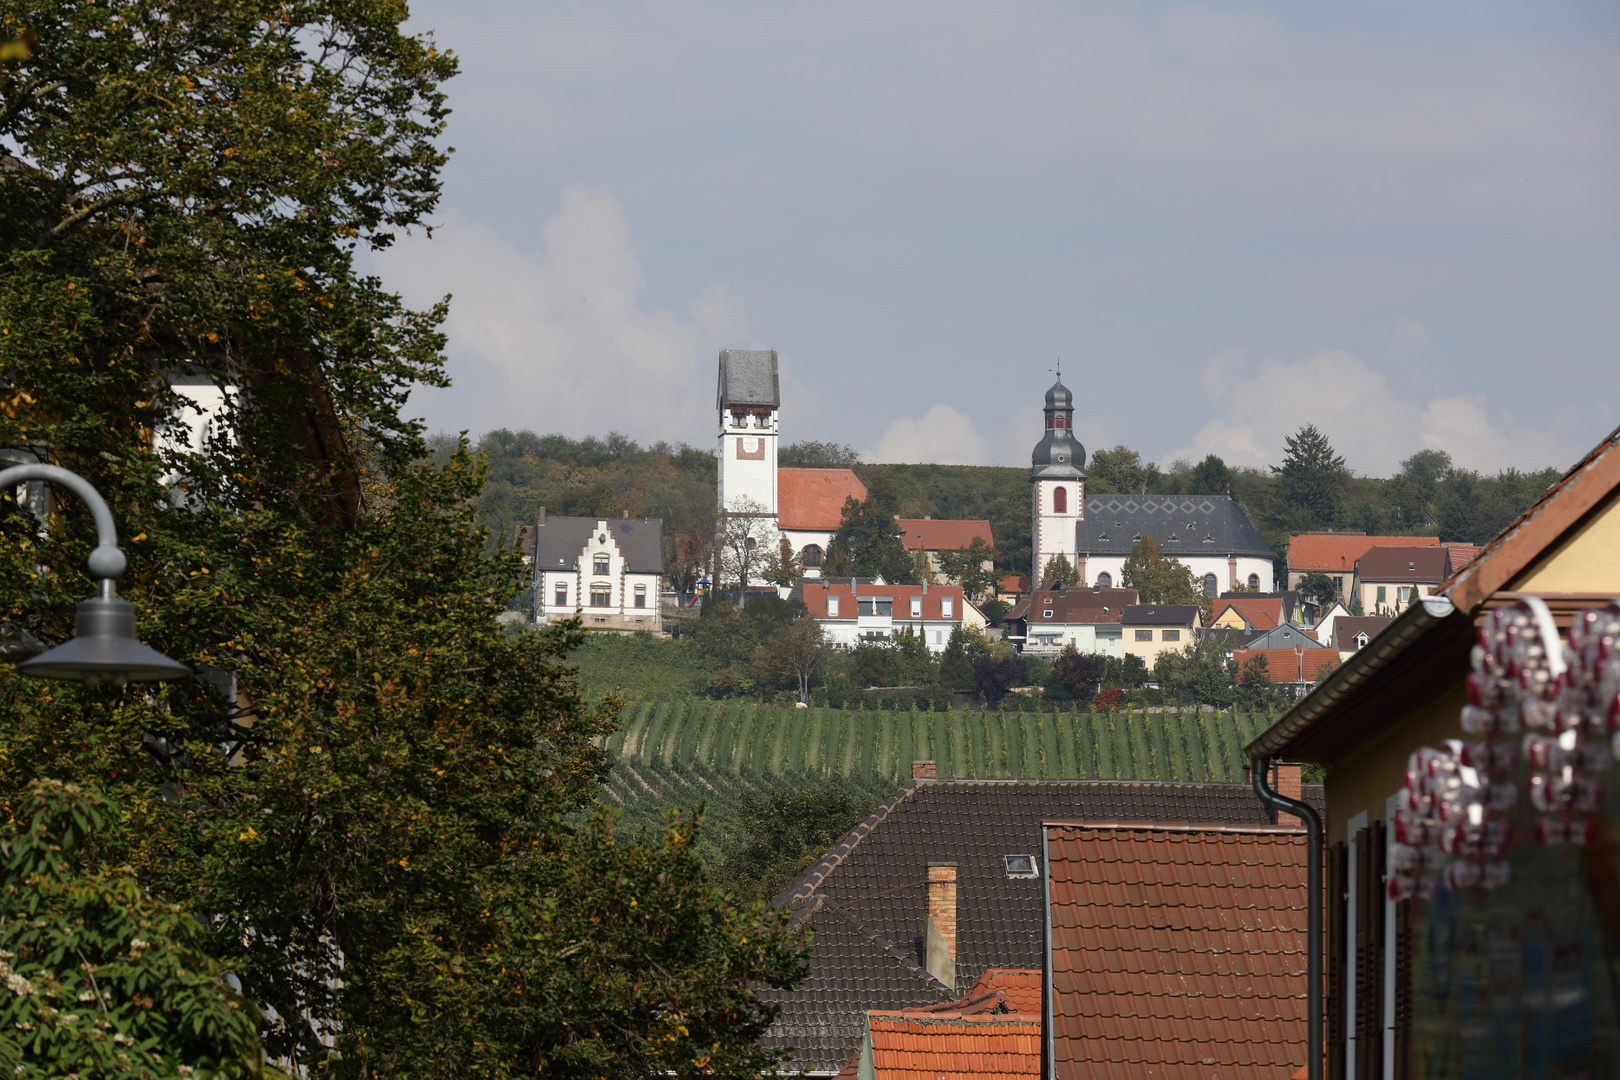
<box><xmin>1043</xmin><ymin>610</ymin><xmax>1054</xmax><ymax>619</ymax></box>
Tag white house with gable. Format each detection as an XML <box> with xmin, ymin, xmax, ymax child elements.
<box><xmin>522</xmin><ymin>510</ymin><xmax>664</xmax><ymax>633</ymax></box>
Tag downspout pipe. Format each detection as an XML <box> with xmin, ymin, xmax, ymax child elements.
<box><xmin>1252</xmin><ymin>753</ymin><xmax>1323</xmax><ymax>1080</ymax></box>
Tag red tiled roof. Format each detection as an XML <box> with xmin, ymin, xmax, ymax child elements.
<box><xmin>1007</xmin><ymin>587</ymin><xmax>1139</xmax><ymax>623</ymax></box>
<box><xmin>1211</xmin><ymin>597</ymin><xmax>1282</xmax><ymax>630</ymax></box>
<box><xmin>1354</xmin><ymin>545</ymin><xmax>1451</xmax><ymax>583</ymax></box>
<box><xmin>1287</xmin><ymin>532</ymin><xmax>1439</xmax><ymax>573</ymax></box>
<box><xmin>997</xmin><ymin>575</ymin><xmax>1031</xmax><ymax>594</ymax></box>
<box><xmin>1444</xmin><ymin>542</ymin><xmax>1480</xmax><ymax>569</ymax></box>
<box><xmin>867</xmin><ymin>1012</ymin><xmax>1041</xmax><ymax>1080</ymax></box>
<box><xmin>1045</xmin><ymin>823</ymin><xmax>1308</xmax><ymax>1080</ymax></box>
<box><xmin>779</xmin><ymin>468</ymin><xmax>867</xmax><ymax>531</ymax></box>
<box><xmin>800</xmin><ymin>581</ymin><xmax>967</xmax><ymax>622</ymax></box>
<box><xmin>962</xmin><ymin>968</ymin><xmax>1041</xmax><ymax>1016</ymax></box>
<box><xmin>1233</xmin><ymin>647</ymin><xmax>1340</xmax><ymax>684</ymax></box>
<box><xmin>897</xmin><ymin>518</ymin><xmax>994</xmax><ymax>552</ymax></box>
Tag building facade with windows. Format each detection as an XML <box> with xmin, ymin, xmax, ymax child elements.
<box><xmin>1120</xmin><ymin>604</ymin><xmax>1201</xmax><ymax>665</ymax></box>
<box><xmin>1001</xmin><ymin>584</ymin><xmax>1139</xmax><ymax>656</ymax></box>
<box><xmin>1350</xmin><ymin>545</ymin><xmax>1453</xmax><ymax>616</ymax></box>
<box><xmin>795</xmin><ymin>580</ymin><xmax>967</xmax><ymax>652</ymax></box>
<box><xmin>1023</xmin><ymin>376</ymin><xmax>1276</xmax><ymax>593</ymax></box>
<box><xmin>521</xmin><ymin>510</ymin><xmax>664</xmax><ymax>633</ymax></box>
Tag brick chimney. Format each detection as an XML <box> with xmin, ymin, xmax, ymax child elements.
<box><xmin>925</xmin><ymin>862</ymin><xmax>957</xmax><ymax>987</ymax></box>
<box><xmin>912</xmin><ymin>760</ymin><xmax>936</xmax><ymax>779</ymax></box>
<box><xmin>1275</xmin><ymin>762</ymin><xmax>1302</xmax><ymax>803</ymax></box>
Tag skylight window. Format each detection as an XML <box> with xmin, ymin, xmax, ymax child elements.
<box><xmin>1005</xmin><ymin>854</ymin><xmax>1038</xmax><ymax>878</ymax></box>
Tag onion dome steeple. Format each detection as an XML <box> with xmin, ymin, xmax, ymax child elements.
<box><xmin>1031</xmin><ymin>370</ymin><xmax>1086</xmax><ymax>479</ymax></box>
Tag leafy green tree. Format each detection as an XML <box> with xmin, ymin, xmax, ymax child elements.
<box><xmin>977</xmin><ymin>598</ymin><xmax>1009</xmax><ymax>626</ymax></box>
<box><xmin>1119</xmin><ymin>535</ymin><xmax>1205</xmax><ymax>612</ymax></box>
<box><xmin>938</xmin><ymin>536</ymin><xmax>996</xmax><ymax>599</ymax></box>
<box><xmin>1272</xmin><ymin>424</ymin><xmax>1348</xmax><ymax>527</ymax></box>
<box><xmin>713</xmin><ymin>786</ymin><xmax>877</xmax><ymax>904</ymax></box>
<box><xmin>779</xmin><ymin>441</ymin><xmax>862</xmax><ymax>468</ymax></box>
<box><xmin>971</xmin><ymin>656</ymin><xmax>1025</xmax><ymax>707</ymax></box>
<box><xmin>822</xmin><ymin>476</ymin><xmax>916</xmax><ymax>583</ymax></box>
<box><xmin>1297</xmin><ymin>571</ymin><xmax>1339</xmax><ymax>607</ymax></box>
<box><xmin>937</xmin><ymin>628</ymin><xmax>975</xmax><ymax>690</ymax></box>
<box><xmin>1046</xmin><ymin>646</ymin><xmax>1105</xmax><ymax>705</ymax></box>
<box><xmin>0</xmin><ymin>4</ymin><xmax>804</xmax><ymax>1075</ymax></box>
<box><xmin>1239</xmin><ymin>654</ymin><xmax>1282</xmax><ymax>708</ymax></box>
<box><xmin>0</xmin><ymin>780</ymin><xmax>270</xmax><ymax>1080</ymax></box>
<box><xmin>1151</xmin><ymin>640</ymin><xmax>1237</xmax><ymax>706</ymax></box>
<box><xmin>1086</xmin><ymin>446</ymin><xmax>1167</xmax><ymax>495</ymax></box>
<box><xmin>1102</xmin><ymin>654</ymin><xmax>1150</xmax><ymax>689</ymax></box>
<box><xmin>1385</xmin><ymin>448</ymin><xmax>1451</xmax><ymax>530</ymax></box>
<box><xmin>1186</xmin><ymin>453</ymin><xmax>1233</xmax><ymax>495</ymax></box>
<box><xmin>752</xmin><ymin>617</ymin><xmax>829</xmax><ymax>703</ymax></box>
<box><xmin>1041</xmin><ymin>552</ymin><xmax>1081</xmax><ymax>587</ymax></box>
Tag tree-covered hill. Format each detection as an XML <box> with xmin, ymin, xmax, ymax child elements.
<box><xmin>440</xmin><ymin>428</ymin><xmax>1564</xmax><ymax>582</ymax></box>
<box><xmin>597</xmin><ymin>697</ymin><xmax>1277</xmax><ymax>862</ymax></box>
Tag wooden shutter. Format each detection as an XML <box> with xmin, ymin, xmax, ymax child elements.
<box><xmin>1327</xmin><ymin>840</ymin><xmax>1348</xmax><ymax>1080</ymax></box>
<box><xmin>1353</xmin><ymin>824</ymin><xmax>1386</xmax><ymax>1080</ymax></box>
<box><xmin>1393</xmin><ymin>896</ymin><xmax>1414</xmax><ymax>1079</ymax></box>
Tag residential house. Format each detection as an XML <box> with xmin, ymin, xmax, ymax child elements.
<box><xmin>898</xmin><ymin>518</ymin><xmax>995</xmax><ymax>583</ymax></box>
<box><xmin>1121</xmin><ymin>604</ymin><xmax>1201</xmax><ymax>665</ymax></box>
<box><xmin>1286</xmin><ymin>533</ymin><xmax>1442</xmax><ymax>599</ymax></box>
<box><xmin>762</xmin><ymin>769</ymin><xmax>1324</xmax><ymax>1074</ymax></box>
<box><xmin>1351</xmin><ymin>546</ymin><xmax>1453</xmax><ymax>616</ymax></box>
<box><xmin>1209</xmin><ymin>591</ymin><xmax>1303</xmax><ymax>632</ymax></box>
<box><xmin>1243</xmin><ymin>424</ymin><xmax>1620</xmax><ymax>1077</ymax></box>
<box><xmin>522</xmin><ymin>510</ymin><xmax>664</xmax><ymax>632</ymax></box>
<box><xmin>1043</xmin><ymin>821</ymin><xmax>1310</xmax><ymax>1078</ymax></box>
<box><xmin>1233</xmin><ymin>646</ymin><xmax>1340</xmax><ymax>699</ymax></box>
<box><xmin>837</xmin><ymin>970</ymin><xmax>1043</xmax><ymax>1080</ymax></box>
<box><xmin>1239</xmin><ymin>622</ymin><xmax>1333</xmax><ymax>652</ymax></box>
<box><xmin>795</xmin><ymin>579</ymin><xmax>967</xmax><ymax>652</ymax></box>
<box><xmin>1311</xmin><ymin>600</ymin><xmax>1352</xmax><ymax>648</ymax></box>
<box><xmin>1330</xmin><ymin>615</ymin><xmax>1392</xmax><ymax>661</ymax></box>
<box><xmin>1002</xmin><ymin>585</ymin><xmax>1139</xmax><ymax>656</ymax></box>
<box><xmin>996</xmin><ymin>576</ymin><xmax>1031</xmax><ymax>603</ymax></box>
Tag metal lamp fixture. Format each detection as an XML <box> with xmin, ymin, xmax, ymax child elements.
<box><xmin>4</xmin><ymin>464</ymin><xmax>191</xmax><ymax>686</ymax></box>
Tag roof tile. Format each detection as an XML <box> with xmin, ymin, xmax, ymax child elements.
<box><xmin>779</xmin><ymin>468</ymin><xmax>868</xmax><ymax>531</ymax></box>
<box><xmin>1286</xmin><ymin>532</ymin><xmax>1440</xmax><ymax>572</ymax></box>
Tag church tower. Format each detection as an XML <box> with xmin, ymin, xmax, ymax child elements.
<box><xmin>1030</xmin><ymin>374</ymin><xmax>1086</xmax><ymax>583</ymax></box>
<box><xmin>716</xmin><ymin>349</ymin><xmax>781</xmax><ymax>519</ymax></box>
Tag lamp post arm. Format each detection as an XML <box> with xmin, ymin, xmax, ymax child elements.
<box><xmin>0</xmin><ymin>463</ymin><xmax>128</xmax><ymax>594</ymax></box>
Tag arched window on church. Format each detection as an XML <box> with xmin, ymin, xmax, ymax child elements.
<box><xmin>1053</xmin><ymin>486</ymin><xmax>1067</xmax><ymax>513</ymax></box>
<box><xmin>801</xmin><ymin>544</ymin><xmax>823</xmax><ymax>568</ymax></box>
<box><xmin>1096</xmin><ymin>572</ymin><xmax>1112</xmax><ymax>589</ymax></box>
<box><xmin>1203</xmin><ymin>573</ymin><xmax>1218</xmax><ymax>597</ymax></box>
<box><xmin>1248</xmin><ymin>573</ymin><xmax>1261</xmax><ymax>590</ymax></box>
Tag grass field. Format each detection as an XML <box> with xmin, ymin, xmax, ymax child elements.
<box><xmin>596</xmin><ymin>698</ymin><xmax>1276</xmax><ymax>862</ymax></box>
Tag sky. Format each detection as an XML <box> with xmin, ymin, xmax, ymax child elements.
<box><xmin>370</xmin><ymin>0</ymin><xmax>1620</xmax><ymax>478</ymax></box>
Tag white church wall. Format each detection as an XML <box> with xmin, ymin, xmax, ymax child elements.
<box><xmin>1080</xmin><ymin>554</ymin><xmax>1274</xmax><ymax>594</ymax></box>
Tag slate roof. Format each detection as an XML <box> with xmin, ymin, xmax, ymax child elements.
<box><xmin>1286</xmin><ymin>532</ymin><xmax>1439</xmax><ymax>573</ymax></box>
<box><xmin>1331</xmin><ymin>615</ymin><xmax>1393</xmax><ymax>652</ymax></box>
<box><xmin>780</xmin><ymin>469</ymin><xmax>867</xmax><ymax>531</ymax></box>
<box><xmin>896</xmin><ymin>519</ymin><xmax>994</xmax><ymax>553</ymax></box>
<box><xmin>1355</xmin><ymin>545</ymin><xmax>1452</xmax><ymax>583</ymax></box>
<box><xmin>717</xmin><ymin>348</ymin><xmax>779</xmax><ymax>408</ymax></box>
<box><xmin>1076</xmin><ymin>495</ymin><xmax>1273</xmax><ymax>559</ymax></box>
<box><xmin>518</xmin><ymin>515</ymin><xmax>664</xmax><ymax>574</ymax></box>
<box><xmin>1044</xmin><ymin>822</ymin><xmax>1308</xmax><ymax>1079</ymax></box>
<box><xmin>1239</xmin><ymin>624</ymin><xmax>1329</xmax><ymax>651</ymax></box>
<box><xmin>764</xmin><ymin>778</ymin><xmax>1325</xmax><ymax>1073</ymax></box>
<box><xmin>1118</xmin><ymin>604</ymin><xmax>1200</xmax><ymax>627</ymax></box>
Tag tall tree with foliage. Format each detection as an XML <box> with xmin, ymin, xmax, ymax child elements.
<box><xmin>938</xmin><ymin>536</ymin><xmax>996</xmax><ymax>599</ymax></box>
<box><xmin>1272</xmin><ymin>424</ymin><xmax>1349</xmax><ymax>526</ymax></box>
<box><xmin>713</xmin><ymin>786</ymin><xmax>877</xmax><ymax>904</ymax></box>
<box><xmin>0</xmin><ymin>5</ymin><xmax>804</xmax><ymax>1076</ymax></box>
<box><xmin>1119</xmin><ymin>535</ymin><xmax>1205</xmax><ymax>611</ymax></box>
<box><xmin>822</xmin><ymin>475</ymin><xmax>916</xmax><ymax>583</ymax></box>
<box><xmin>1041</xmin><ymin>552</ymin><xmax>1081</xmax><ymax>586</ymax></box>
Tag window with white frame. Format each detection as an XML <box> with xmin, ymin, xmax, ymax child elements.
<box><xmin>594</xmin><ymin>554</ymin><xmax>610</xmax><ymax>575</ymax></box>
<box><xmin>554</xmin><ymin>581</ymin><xmax>568</xmax><ymax>607</ymax></box>
<box><xmin>634</xmin><ymin>584</ymin><xmax>646</xmax><ymax>608</ymax></box>
<box><xmin>910</xmin><ymin>597</ymin><xmax>922</xmax><ymax>618</ymax></box>
<box><xmin>942</xmin><ymin>597</ymin><xmax>954</xmax><ymax>618</ymax></box>
<box><xmin>590</xmin><ymin>584</ymin><xmax>611</xmax><ymax>607</ymax></box>
<box><xmin>827</xmin><ymin>595</ymin><xmax>840</xmax><ymax>617</ymax></box>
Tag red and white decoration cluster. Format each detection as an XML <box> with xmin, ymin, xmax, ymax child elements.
<box><xmin>1389</xmin><ymin>600</ymin><xmax>1620</xmax><ymax>902</ymax></box>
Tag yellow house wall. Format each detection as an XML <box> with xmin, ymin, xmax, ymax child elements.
<box><xmin>1324</xmin><ymin>491</ymin><xmax>1620</xmax><ymax>845</ymax></box>
<box><xmin>1209</xmin><ymin>607</ymin><xmax>1249</xmax><ymax>629</ymax></box>
<box><xmin>1511</xmin><ymin>494</ymin><xmax>1620</xmax><ymax>591</ymax></box>
<box><xmin>1123</xmin><ymin>626</ymin><xmax>1194</xmax><ymax>665</ymax></box>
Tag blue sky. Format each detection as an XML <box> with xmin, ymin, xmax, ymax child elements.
<box><xmin>372</xmin><ymin>0</ymin><xmax>1620</xmax><ymax>477</ymax></box>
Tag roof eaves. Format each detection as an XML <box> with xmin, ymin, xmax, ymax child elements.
<box><xmin>1244</xmin><ymin>595</ymin><xmax>1460</xmax><ymax>761</ymax></box>
<box><xmin>776</xmin><ymin>780</ymin><xmax>922</xmax><ymax>908</ymax></box>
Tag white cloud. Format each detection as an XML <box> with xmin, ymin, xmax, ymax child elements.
<box><xmin>1393</xmin><ymin>316</ymin><xmax>1430</xmax><ymax>356</ymax></box>
<box><xmin>1168</xmin><ymin>349</ymin><xmax>1583</xmax><ymax>475</ymax></box>
<box><xmin>377</xmin><ymin>185</ymin><xmax>745</xmax><ymax>441</ymax></box>
<box><xmin>865</xmin><ymin>404</ymin><xmax>990</xmax><ymax>465</ymax></box>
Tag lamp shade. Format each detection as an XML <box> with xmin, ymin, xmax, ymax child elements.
<box><xmin>16</xmin><ymin>597</ymin><xmax>191</xmax><ymax>685</ymax></box>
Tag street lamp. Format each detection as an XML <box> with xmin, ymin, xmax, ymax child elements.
<box><xmin>4</xmin><ymin>464</ymin><xmax>191</xmax><ymax>686</ymax></box>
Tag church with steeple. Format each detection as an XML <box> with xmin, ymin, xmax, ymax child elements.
<box><xmin>1028</xmin><ymin>374</ymin><xmax>1275</xmax><ymax>595</ymax></box>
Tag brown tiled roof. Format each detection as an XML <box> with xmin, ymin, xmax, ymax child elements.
<box><xmin>780</xmin><ymin>468</ymin><xmax>867</xmax><ymax>531</ymax></box>
<box><xmin>1045</xmin><ymin>823</ymin><xmax>1308</xmax><ymax>1079</ymax></box>
<box><xmin>1006</xmin><ymin>587</ymin><xmax>1138</xmax><ymax>623</ymax></box>
<box><xmin>897</xmin><ymin>519</ymin><xmax>994</xmax><ymax>552</ymax></box>
<box><xmin>1354</xmin><ymin>545</ymin><xmax>1451</xmax><ymax>583</ymax></box>
<box><xmin>1211</xmin><ymin>597</ymin><xmax>1282</xmax><ymax>630</ymax></box>
<box><xmin>997</xmin><ymin>576</ymin><xmax>1031</xmax><ymax>594</ymax></box>
<box><xmin>1443</xmin><ymin>542</ymin><xmax>1480</xmax><ymax>569</ymax></box>
<box><xmin>765</xmin><ymin>779</ymin><xmax>1324</xmax><ymax>1072</ymax></box>
<box><xmin>1330</xmin><ymin>616</ymin><xmax>1393</xmax><ymax>651</ymax></box>
<box><xmin>1233</xmin><ymin>648</ymin><xmax>1340</xmax><ymax>684</ymax></box>
<box><xmin>1119</xmin><ymin>604</ymin><xmax>1200</xmax><ymax>627</ymax></box>
<box><xmin>866</xmin><ymin>1012</ymin><xmax>1041</xmax><ymax>1080</ymax></box>
<box><xmin>795</xmin><ymin>580</ymin><xmax>966</xmax><ymax>623</ymax></box>
<box><xmin>1286</xmin><ymin>532</ymin><xmax>1439</xmax><ymax>572</ymax></box>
